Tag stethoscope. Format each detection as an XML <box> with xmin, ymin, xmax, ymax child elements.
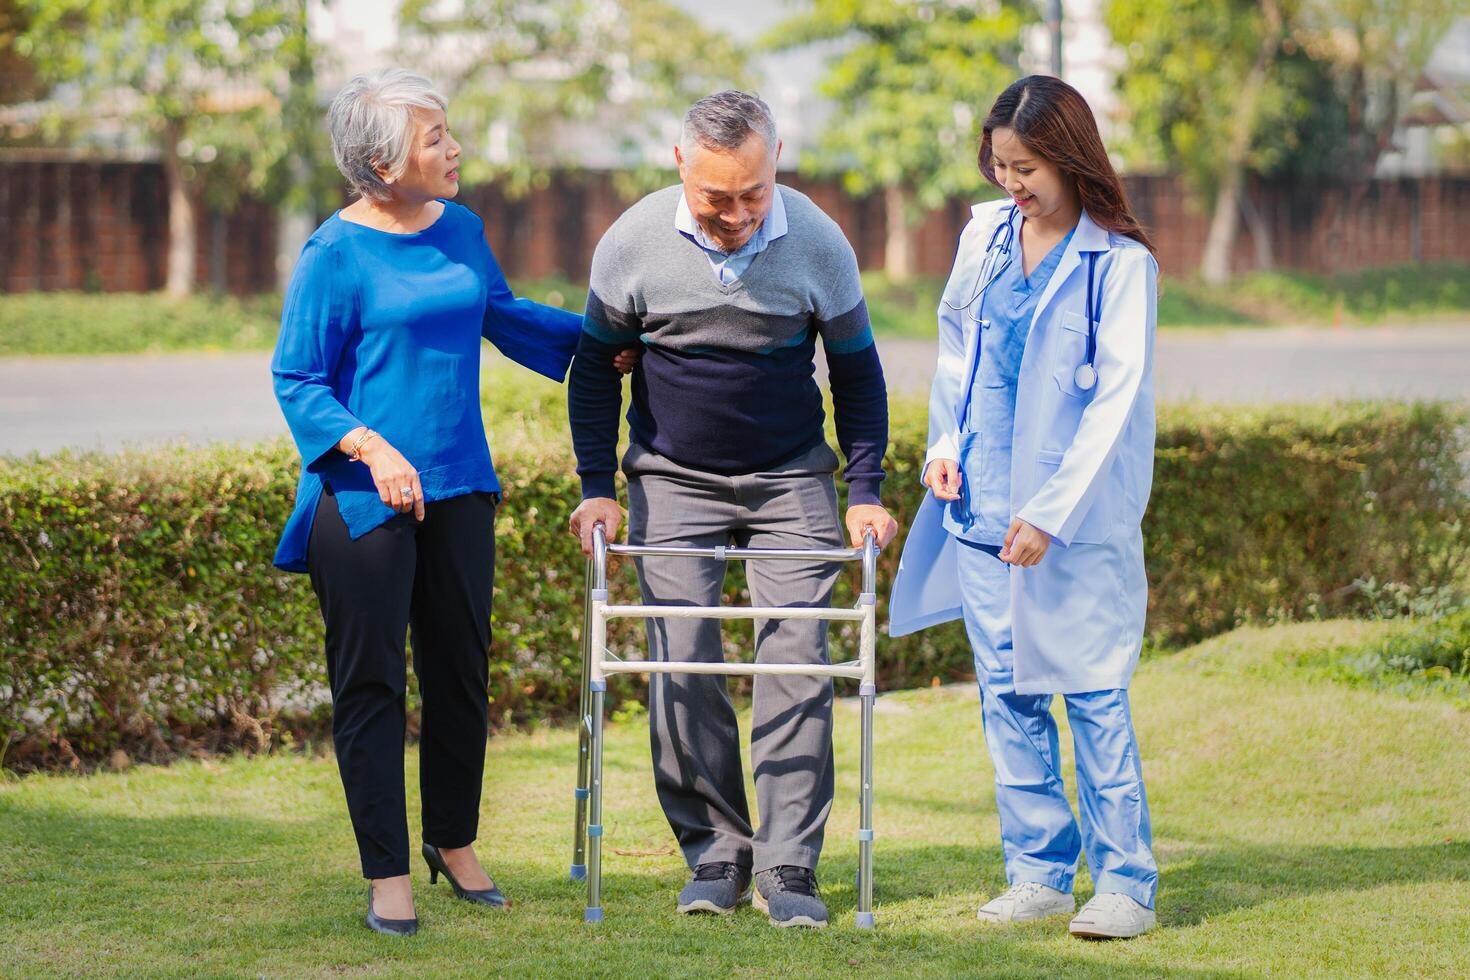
<box><xmin>943</xmin><ymin>205</ymin><xmax>1102</xmax><ymax>395</ymax></box>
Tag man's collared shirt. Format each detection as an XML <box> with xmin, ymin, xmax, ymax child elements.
<box><xmin>675</xmin><ymin>187</ymin><xmax>788</xmax><ymax>286</ymax></box>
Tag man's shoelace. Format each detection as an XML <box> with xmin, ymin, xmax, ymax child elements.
<box><xmin>768</xmin><ymin>865</ymin><xmax>820</xmax><ymax>897</ymax></box>
<box><xmin>693</xmin><ymin>862</ymin><xmax>743</xmax><ymax>883</ymax></box>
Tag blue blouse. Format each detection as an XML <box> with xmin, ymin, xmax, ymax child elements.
<box><xmin>943</xmin><ymin>221</ymin><xmax>1075</xmax><ymax>547</ymax></box>
<box><xmin>271</xmin><ymin>200</ymin><xmax>582</xmax><ymax>572</ymax></box>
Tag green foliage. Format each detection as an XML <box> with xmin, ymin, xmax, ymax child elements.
<box><xmin>1106</xmin><ymin>0</ymin><xmax>1464</xmax><ymax>196</ymax></box>
<box><xmin>14</xmin><ymin>0</ymin><xmax>318</xmax><ymax>207</ymax></box>
<box><xmin>0</xmin><ymin>291</ymin><xmax>284</xmax><ymax>354</ymax></box>
<box><xmin>1371</xmin><ymin>608</ymin><xmax>1470</xmax><ymax>676</ymax></box>
<box><xmin>1191</xmin><ymin>611</ymin><xmax>1470</xmax><ymax>701</ymax></box>
<box><xmin>1105</xmin><ymin>0</ymin><xmax>1332</xmax><ymax>196</ymax></box>
<box><xmin>0</xmin><ymin>0</ymin><xmax>45</xmax><ymax>111</ymax></box>
<box><xmin>1327</xmin><ymin>608</ymin><xmax>1470</xmax><ymax>696</ymax></box>
<box><xmin>766</xmin><ymin>0</ymin><xmax>1033</xmax><ymax>210</ymax></box>
<box><xmin>1159</xmin><ymin>263</ymin><xmax>1470</xmax><ymax>327</ymax></box>
<box><xmin>2</xmin><ymin>395</ymin><xmax>1465</xmax><ymax>770</ymax></box>
<box><xmin>396</xmin><ymin>0</ymin><xmax>751</xmax><ymax>197</ymax></box>
<box><xmin>1291</xmin><ymin>0</ymin><xmax>1464</xmax><ymax>175</ymax></box>
<box><xmin>1144</xmin><ymin>402</ymin><xmax>1469</xmax><ymax>644</ymax></box>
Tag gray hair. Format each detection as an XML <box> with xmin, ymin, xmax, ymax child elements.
<box><xmin>328</xmin><ymin>68</ymin><xmax>448</xmax><ymax>201</ymax></box>
<box><xmin>680</xmin><ymin>90</ymin><xmax>777</xmax><ymax>157</ymax></box>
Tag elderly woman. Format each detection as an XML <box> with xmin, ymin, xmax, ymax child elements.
<box><xmin>272</xmin><ymin>68</ymin><xmax>627</xmax><ymax>936</ymax></box>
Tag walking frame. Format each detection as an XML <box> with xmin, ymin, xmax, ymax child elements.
<box><xmin>569</xmin><ymin>522</ymin><xmax>881</xmax><ymax>928</ymax></box>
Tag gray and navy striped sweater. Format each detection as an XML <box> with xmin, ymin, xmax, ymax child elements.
<box><xmin>568</xmin><ymin>185</ymin><xmax>888</xmax><ymax>505</ymax></box>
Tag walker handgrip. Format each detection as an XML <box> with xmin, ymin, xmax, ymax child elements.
<box><xmin>591</xmin><ymin>521</ymin><xmax>608</xmax><ymax>571</ymax></box>
<box><xmin>860</xmin><ymin>526</ymin><xmax>878</xmax><ymax>594</ymax></box>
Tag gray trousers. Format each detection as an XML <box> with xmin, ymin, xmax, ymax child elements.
<box><xmin>624</xmin><ymin>440</ymin><xmax>844</xmax><ymax>874</ymax></box>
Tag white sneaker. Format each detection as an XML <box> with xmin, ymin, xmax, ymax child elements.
<box><xmin>1069</xmin><ymin>893</ymin><xmax>1157</xmax><ymax>939</ymax></box>
<box><xmin>976</xmin><ymin>882</ymin><xmax>1076</xmax><ymax>924</ymax></box>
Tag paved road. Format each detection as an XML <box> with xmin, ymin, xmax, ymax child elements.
<box><xmin>2</xmin><ymin>325</ymin><xmax>1466</xmax><ymax>456</ymax></box>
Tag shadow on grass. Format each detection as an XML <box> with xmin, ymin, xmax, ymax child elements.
<box><xmin>1153</xmin><ymin>838</ymin><xmax>1470</xmax><ymax>926</ymax></box>
<box><xmin>2</xmin><ymin>794</ymin><xmax>1465</xmax><ymax>978</ymax></box>
<box><xmin>814</xmin><ymin>838</ymin><xmax>1470</xmax><ymax>926</ymax></box>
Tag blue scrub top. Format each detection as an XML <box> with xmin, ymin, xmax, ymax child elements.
<box><xmin>943</xmin><ymin>221</ymin><xmax>1075</xmax><ymax>547</ymax></box>
<box><xmin>270</xmin><ymin>200</ymin><xmax>582</xmax><ymax>572</ymax></box>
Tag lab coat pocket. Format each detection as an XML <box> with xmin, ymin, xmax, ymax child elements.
<box><xmin>1052</xmin><ymin>311</ymin><xmax>1094</xmax><ymax>401</ymax></box>
<box><xmin>1035</xmin><ymin>449</ymin><xmax>1115</xmax><ymax>545</ymax></box>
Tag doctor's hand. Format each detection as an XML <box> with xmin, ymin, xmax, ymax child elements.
<box><xmin>569</xmin><ymin>496</ymin><xmax>624</xmax><ymax>556</ymax></box>
<box><xmin>845</xmin><ymin>504</ymin><xmax>899</xmax><ymax>550</ymax></box>
<box><xmin>1000</xmin><ymin>518</ymin><xmax>1050</xmax><ymax>567</ymax></box>
<box><xmin>923</xmin><ymin>459</ymin><xmax>963</xmax><ymax>501</ymax></box>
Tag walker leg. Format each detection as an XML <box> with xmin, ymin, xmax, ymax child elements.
<box><xmin>585</xmin><ymin>683</ymin><xmax>607</xmax><ymax>922</ymax></box>
<box><xmin>570</xmin><ymin>561</ymin><xmax>593</xmax><ymax>882</ymax></box>
<box><xmin>855</xmin><ymin>684</ymin><xmax>876</xmax><ymax>929</ymax></box>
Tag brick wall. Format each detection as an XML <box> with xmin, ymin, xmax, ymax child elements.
<box><xmin>2</xmin><ymin>160</ymin><xmax>1466</xmax><ymax>294</ymax></box>
<box><xmin>0</xmin><ymin>160</ymin><xmax>277</xmax><ymax>294</ymax></box>
<box><xmin>463</xmin><ymin>172</ymin><xmax>1470</xmax><ymax>282</ymax></box>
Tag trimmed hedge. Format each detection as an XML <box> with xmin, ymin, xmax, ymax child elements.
<box><xmin>2</xmin><ymin>401</ymin><xmax>1466</xmax><ymax>770</ymax></box>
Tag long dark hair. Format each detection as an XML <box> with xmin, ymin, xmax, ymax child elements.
<box><xmin>979</xmin><ymin>75</ymin><xmax>1156</xmax><ymax>256</ymax></box>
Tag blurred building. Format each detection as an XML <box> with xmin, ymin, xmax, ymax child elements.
<box><xmin>1379</xmin><ymin>18</ymin><xmax>1470</xmax><ymax>178</ymax></box>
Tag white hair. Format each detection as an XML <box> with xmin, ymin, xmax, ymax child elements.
<box><xmin>328</xmin><ymin>68</ymin><xmax>448</xmax><ymax>201</ymax></box>
<box><xmin>680</xmin><ymin>90</ymin><xmax>777</xmax><ymax>158</ymax></box>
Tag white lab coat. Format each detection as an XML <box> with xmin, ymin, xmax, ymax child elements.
<box><xmin>888</xmin><ymin>200</ymin><xmax>1158</xmax><ymax>695</ymax></box>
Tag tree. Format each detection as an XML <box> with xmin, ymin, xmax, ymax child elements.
<box><xmin>1106</xmin><ymin>0</ymin><xmax>1463</xmax><ymax>284</ymax></box>
<box><xmin>16</xmin><ymin>0</ymin><xmax>313</xmax><ymax>296</ymax></box>
<box><xmin>1293</xmin><ymin>0</ymin><xmax>1463</xmax><ymax>175</ymax></box>
<box><xmin>1107</xmin><ymin>0</ymin><xmax>1299</xmax><ymax>284</ymax></box>
<box><xmin>397</xmin><ymin>0</ymin><xmax>752</xmax><ymax>198</ymax></box>
<box><xmin>767</xmin><ymin>0</ymin><xmax>1035</xmax><ymax>283</ymax></box>
<box><xmin>0</xmin><ymin>0</ymin><xmax>44</xmax><ymax>107</ymax></box>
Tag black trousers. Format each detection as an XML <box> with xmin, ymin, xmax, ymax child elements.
<box><xmin>307</xmin><ymin>487</ymin><xmax>498</xmax><ymax>879</ymax></box>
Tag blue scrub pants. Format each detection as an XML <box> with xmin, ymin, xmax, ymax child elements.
<box><xmin>956</xmin><ymin>539</ymin><xmax>1158</xmax><ymax>909</ymax></box>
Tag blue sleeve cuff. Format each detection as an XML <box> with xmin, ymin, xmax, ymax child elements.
<box><xmin>580</xmin><ymin>473</ymin><xmax>619</xmax><ymax>500</ymax></box>
<box><xmin>846</xmin><ymin>479</ymin><xmax>882</xmax><ymax>508</ymax></box>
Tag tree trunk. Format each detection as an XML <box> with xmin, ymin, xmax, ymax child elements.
<box><xmin>884</xmin><ymin>184</ymin><xmax>917</xmax><ymax>284</ymax></box>
<box><xmin>1200</xmin><ymin>0</ymin><xmax>1282</xmax><ymax>286</ymax></box>
<box><xmin>162</xmin><ymin>119</ymin><xmax>196</xmax><ymax>297</ymax></box>
<box><xmin>1202</xmin><ymin>162</ymin><xmax>1247</xmax><ymax>286</ymax></box>
<box><xmin>277</xmin><ymin>1</ymin><xmax>319</xmax><ymax>292</ymax></box>
<box><xmin>1239</xmin><ymin>182</ymin><xmax>1274</xmax><ymax>272</ymax></box>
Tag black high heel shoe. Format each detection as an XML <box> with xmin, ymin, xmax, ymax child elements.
<box><xmin>422</xmin><ymin>843</ymin><xmax>511</xmax><ymax>908</ymax></box>
<box><xmin>365</xmin><ymin>882</ymin><xmax>419</xmax><ymax>936</ymax></box>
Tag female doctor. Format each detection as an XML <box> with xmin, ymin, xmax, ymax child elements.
<box><xmin>889</xmin><ymin>76</ymin><xmax>1160</xmax><ymax>940</ymax></box>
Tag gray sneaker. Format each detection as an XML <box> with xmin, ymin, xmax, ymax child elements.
<box><xmin>676</xmin><ymin>862</ymin><xmax>751</xmax><ymax>914</ymax></box>
<box><xmin>753</xmin><ymin>866</ymin><xmax>828</xmax><ymax>928</ymax></box>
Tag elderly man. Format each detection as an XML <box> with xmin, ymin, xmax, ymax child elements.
<box><xmin>567</xmin><ymin>90</ymin><xmax>897</xmax><ymax>929</ymax></box>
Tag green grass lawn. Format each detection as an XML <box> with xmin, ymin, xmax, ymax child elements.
<box><xmin>2</xmin><ymin>264</ymin><xmax>1466</xmax><ymax>356</ymax></box>
<box><xmin>1</xmin><ymin>619</ymin><xmax>1467</xmax><ymax>978</ymax></box>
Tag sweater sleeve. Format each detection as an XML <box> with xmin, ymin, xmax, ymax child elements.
<box><xmin>480</xmin><ymin>241</ymin><xmax>582</xmax><ymax>382</ymax></box>
<box><xmin>813</xmin><ymin>230</ymin><xmax>889</xmax><ymax>507</ymax></box>
<box><xmin>568</xmin><ymin>229</ymin><xmax>642</xmax><ymax>500</ymax></box>
<box><xmin>271</xmin><ymin>238</ymin><xmax>364</xmax><ymax>472</ymax></box>
<box><xmin>818</xmin><ymin>299</ymin><xmax>889</xmax><ymax>506</ymax></box>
